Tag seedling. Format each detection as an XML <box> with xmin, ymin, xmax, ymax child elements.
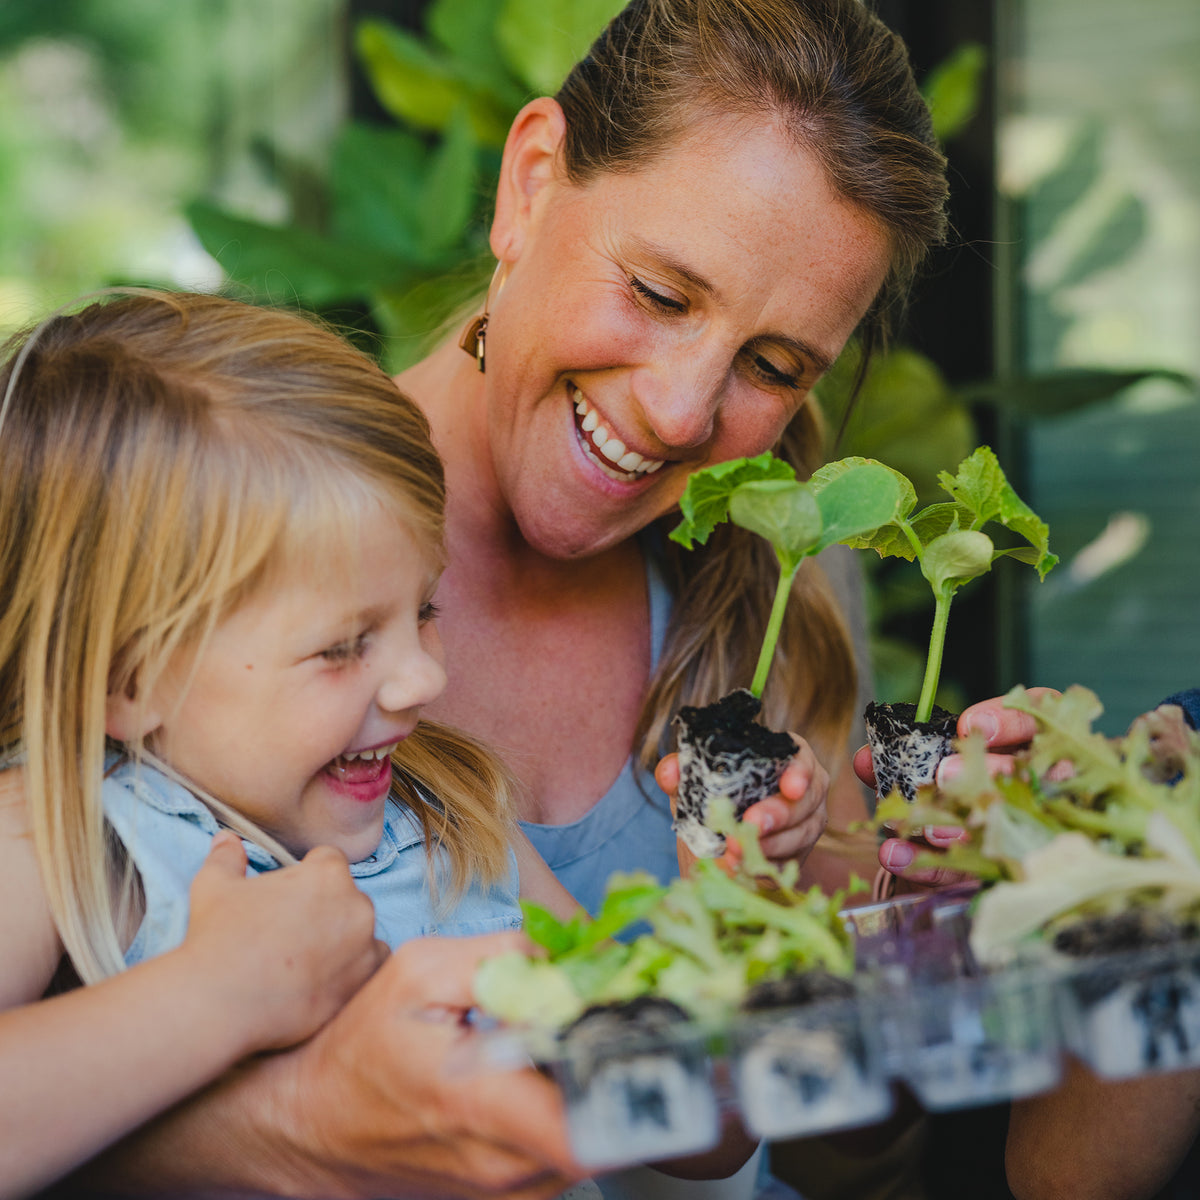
<box><xmin>670</xmin><ymin>453</ymin><xmax>906</xmax><ymax>700</ymax></box>
<box><xmin>671</xmin><ymin>446</ymin><xmax>1056</xmax><ymax>810</ymax></box>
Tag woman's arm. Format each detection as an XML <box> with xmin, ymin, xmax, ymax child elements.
<box><xmin>512</xmin><ymin>827</ymin><xmax>583</xmax><ymax>920</ymax></box>
<box><xmin>1007</xmin><ymin>1057</ymin><xmax>1200</xmax><ymax>1200</ymax></box>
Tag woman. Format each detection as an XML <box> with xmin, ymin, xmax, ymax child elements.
<box><xmin>71</xmin><ymin>2</ymin><xmax>949</xmax><ymax>1195</ymax></box>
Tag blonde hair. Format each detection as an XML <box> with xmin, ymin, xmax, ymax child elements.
<box><xmin>552</xmin><ymin>0</ymin><xmax>948</xmax><ymax>771</ymax></box>
<box><xmin>0</xmin><ymin>290</ymin><xmax>516</xmax><ymax>984</ymax></box>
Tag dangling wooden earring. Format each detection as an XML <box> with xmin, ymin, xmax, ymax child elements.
<box><xmin>458</xmin><ymin>263</ymin><xmax>507</xmax><ymax>374</ymax></box>
<box><xmin>459</xmin><ymin>313</ymin><xmax>488</xmax><ymax>372</ymax></box>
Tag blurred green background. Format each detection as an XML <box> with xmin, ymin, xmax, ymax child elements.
<box><xmin>2</xmin><ymin>0</ymin><xmax>1197</xmax><ymax>730</ymax></box>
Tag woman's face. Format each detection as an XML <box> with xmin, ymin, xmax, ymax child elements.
<box><xmin>484</xmin><ymin>104</ymin><xmax>893</xmax><ymax>560</ymax></box>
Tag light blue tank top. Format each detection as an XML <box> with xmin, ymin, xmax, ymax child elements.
<box><xmin>519</xmin><ymin>545</ymin><xmax>680</xmax><ymax>917</ymax></box>
<box><xmin>101</xmin><ymin>759</ymin><xmax>522</xmax><ymax>964</ymax></box>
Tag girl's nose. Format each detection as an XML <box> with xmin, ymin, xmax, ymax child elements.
<box><xmin>376</xmin><ymin>642</ymin><xmax>447</xmax><ymax>714</ymax></box>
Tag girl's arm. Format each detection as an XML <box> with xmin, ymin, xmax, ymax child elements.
<box><xmin>0</xmin><ymin>771</ymin><xmax>385</xmax><ymax>1200</ymax></box>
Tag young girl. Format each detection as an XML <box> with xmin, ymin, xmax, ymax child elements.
<box><xmin>0</xmin><ymin>289</ymin><xmax>574</xmax><ymax>1198</ymax></box>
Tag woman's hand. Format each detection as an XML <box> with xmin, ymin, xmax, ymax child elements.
<box><xmin>77</xmin><ymin>931</ymin><xmax>585</xmax><ymax>1199</ymax></box>
<box><xmin>656</xmin><ymin>734</ymin><xmax>829</xmax><ymax>871</ymax></box>
<box><xmin>856</xmin><ymin>688</ymin><xmax>1061</xmax><ymax>890</ymax></box>
<box><xmin>183</xmin><ymin>832</ymin><xmax>388</xmax><ymax>1055</ymax></box>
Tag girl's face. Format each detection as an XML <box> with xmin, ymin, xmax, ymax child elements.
<box><xmin>482</xmin><ymin>104</ymin><xmax>893</xmax><ymax>559</ymax></box>
<box><xmin>140</xmin><ymin>507</ymin><xmax>446</xmax><ymax>862</ymax></box>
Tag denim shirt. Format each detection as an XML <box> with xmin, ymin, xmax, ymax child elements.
<box><xmin>101</xmin><ymin>758</ymin><xmax>522</xmax><ymax>965</ymax></box>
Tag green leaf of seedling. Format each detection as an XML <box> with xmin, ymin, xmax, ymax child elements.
<box><xmin>670</xmin><ymin>453</ymin><xmax>796</xmax><ymax>549</ymax></box>
<box><xmin>519</xmin><ymin>900</ymin><xmax>578</xmax><ymax>956</ymax></box>
<box><xmin>919</xmin><ymin>529</ymin><xmax>995</xmax><ymax>593</ymax></box>
<box><xmin>937</xmin><ymin>446</ymin><xmax>1057</xmax><ymax>578</ymax></box>
<box><xmin>571</xmin><ymin>870</ymin><xmax>667</xmax><ymax>950</ymax></box>
<box><xmin>810</xmin><ymin>461</ymin><xmax>908</xmax><ymax>551</ymax></box>
<box><xmin>811</xmin><ymin>456</ymin><xmax>917</xmax><ymax>520</ymax></box>
<box><xmin>728</xmin><ymin>480</ymin><xmax>822</xmax><ymax>569</ymax></box>
<box><xmin>472</xmin><ymin>952</ymin><xmax>584</xmax><ymax>1027</ymax></box>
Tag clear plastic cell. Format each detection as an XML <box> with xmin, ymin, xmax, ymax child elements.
<box><xmin>1058</xmin><ymin>943</ymin><xmax>1200</xmax><ymax>1079</ymax></box>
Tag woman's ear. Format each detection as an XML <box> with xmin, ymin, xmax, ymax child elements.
<box><xmin>105</xmin><ymin>682</ymin><xmax>163</xmax><ymax>743</ymax></box>
<box><xmin>490</xmin><ymin>97</ymin><xmax>568</xmax><ymax>265</ymax></box>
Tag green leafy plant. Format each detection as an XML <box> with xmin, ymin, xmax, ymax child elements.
<box><xmin>873</xmin><ymin>686</ymin><xmax>1200</xmax><ymax>964</ymax></box>
<box><xmin>669</xmin><ymin>453</ymin><xmax>905</xmax><ymax>699</ymax></box>
<box><xmin>473</xmin><ymin>799</ymin><xmax>862</xmax><ymax>1030</ymax></box>
<box><xmin>670</xmin><ymin>446</ymin><xmax>1057</xmax><ymax>725</ymax></box>
<box><xmin>833</xmin><ymin>446</ymin><xmax>1057</xmax><ymax>723</ymax></box>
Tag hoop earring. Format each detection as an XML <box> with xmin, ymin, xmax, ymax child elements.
<box><xmin>458</xmin><ymin>263</ymin><xmax>508</xmax><ymax>374</ymax></box>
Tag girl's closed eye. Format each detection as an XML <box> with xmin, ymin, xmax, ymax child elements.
<box><xmin>418</xmin><ymin>601</ymin><xmax>440</xmax><ymax>624</ymax></box>
<box><xmin>320</xmin><ymin>632</ymin><xmax>370</xmax><ymax>665</ymax></box>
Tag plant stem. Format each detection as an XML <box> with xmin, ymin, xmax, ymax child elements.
<box><xmin>915</xmin><ymin>588</ymin><xmax>952</xmax><ymax>723</ymax></box>
<box><xmin>751</xmin><ymin>560</ymin><xmax>799</xmax><ymax>699</ymax></box>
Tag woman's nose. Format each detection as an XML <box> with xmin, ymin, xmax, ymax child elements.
<box><xmin>633</xmin><ymin>349</ymin><xmax>728</xmax><ymax>451</ymax></box>
<box><xmin>375</xmin><ymin>643</ymin><xmax>447</xmax><ymax>714</ymax></box>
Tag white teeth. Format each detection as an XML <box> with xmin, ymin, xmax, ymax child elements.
<box><xmin>341</xmin><ymin>742</ymin><xmax>399</xmax><ymax>763</ymax></box>
<box><xmin>569</xmin><ymin>385</ymin><xmax>667</xmax><ymax>479</ymax></box>
<box><xmin>601</xmin><ymin>435</ymin><xmax>626</xmax><ymax>461</ymax></box>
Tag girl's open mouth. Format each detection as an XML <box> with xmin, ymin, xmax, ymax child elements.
<box><xmin>323</xmin><ymin>741</ymin><xmax>399</xmax><ymax>802</ymax></box>
<box><xmin>570</xmin><ymin>384</ymin><xmax>666</xmax><ymax>482</ymax></box>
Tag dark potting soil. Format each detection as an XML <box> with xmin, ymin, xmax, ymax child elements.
<box><xmin>741</xmin><ymin>970</ymin><xmax>857</xmax><ymax>1013</ymax></box>
<box><xmin>676</xmin><ymin>689</ymin><xmax>797</xmax><ymax>760</ymax></box>
<box><xmin>864</xmin><ymin>700</ymin><xmax>958</xmax><ymax>803</ymax></box>
<box><xmin>1053</xmin><ymin>909</ymin><xmax>1197</xmax><ymax>958</ymax></box>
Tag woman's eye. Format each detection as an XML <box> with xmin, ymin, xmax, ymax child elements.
<box><xmin>418</xmin><ymin>601</ymin><xmax>440</xmax><ymax>625</ymax></box>
<box><xmin>630</xmin><ymin>276</ymin><xmax>687</xmax><ymax>313</ymax></box>
<box><xmin>747</xmin><ymin>352</ymin><xmax>800</xmax><ymax>390</ymax></box>
<box><xmin>320</xmin><ymin>633</ymin><xmax>369</xmax><ymax>664</ymax></box>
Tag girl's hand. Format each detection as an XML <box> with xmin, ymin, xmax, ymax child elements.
<box><xmin>183</xmin><ymin>833</ymin><xmax>387</xmax><ymax>1055</ymax></box>
<box><xmin>854</xmin><ymin>688</ymin><xmax>1061</xmax><ymax>890</ymax></box>
<box><xmin>656</xmin><ymin>735</ymin><xmax>829</xmax><ymax>870</ymax></box>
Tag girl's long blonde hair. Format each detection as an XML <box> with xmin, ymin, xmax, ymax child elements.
<box><xmin>0</xmin><ymin>290</ymin><xmax>516</xmax><ymax>985</ymax></box>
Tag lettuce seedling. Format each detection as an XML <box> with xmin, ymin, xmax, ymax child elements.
<box><xmin>871</xmin><ymin>686</ymin><xmax>1200</xmax><ymax>964</ymax></box>
<box><xmin>473</xmin><ymin>798</ymin><xmax>862</xmax><ymax>1030</ymax></box>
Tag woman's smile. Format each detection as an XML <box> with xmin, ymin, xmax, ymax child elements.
<box><xmin>570</xmin><ymin>382</ymin><xmax>666</xmax><ymax>480</ymax></box>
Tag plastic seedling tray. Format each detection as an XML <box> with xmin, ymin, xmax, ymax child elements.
<box><xmin>546</xmin><ymin>1011</ymin><xmax>722</xmax><ymax>1169</ymax></box>
<box><xmin>731</xmin><ymin>995</ymin><xmax>892</xmax><ymax>1139</ymax></box>
<box><xmin>1057</xmin><ymin>940</ymin><xmax>1200</xmax><ymax>1079</ymax></box>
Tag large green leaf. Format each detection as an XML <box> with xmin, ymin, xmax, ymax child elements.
<box><xmin>330</xmin><ymin>123</ymin><xmax>428</xmax><ymax>261</ymax></box>
<box><xmin>495</xmin><ymin>0</ymin><xmax>623</xmax><ymax>95</ymax></box>
<box><xmin>356</xmin><ymin>19</ymin><xmax>512</xmax><ymax>146</ymax></box>
<box><xmin>416</xmin><ymin>107</ymin><xmax>480</xmax><ymax>257</ymax></box>
<box><xmin>427</xmin><ymin>0</ymin><xmax>526</xmax><ymax>105</ymax></box>
<box><xmin>921</xmin><ymin>43</ymin><xmax>987</xmax><ymax>144</ymax></box>
<box><xmin>187</xmin><ymin>201</ymin><xmax>412</xmax><ymax>305</ymax></box>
